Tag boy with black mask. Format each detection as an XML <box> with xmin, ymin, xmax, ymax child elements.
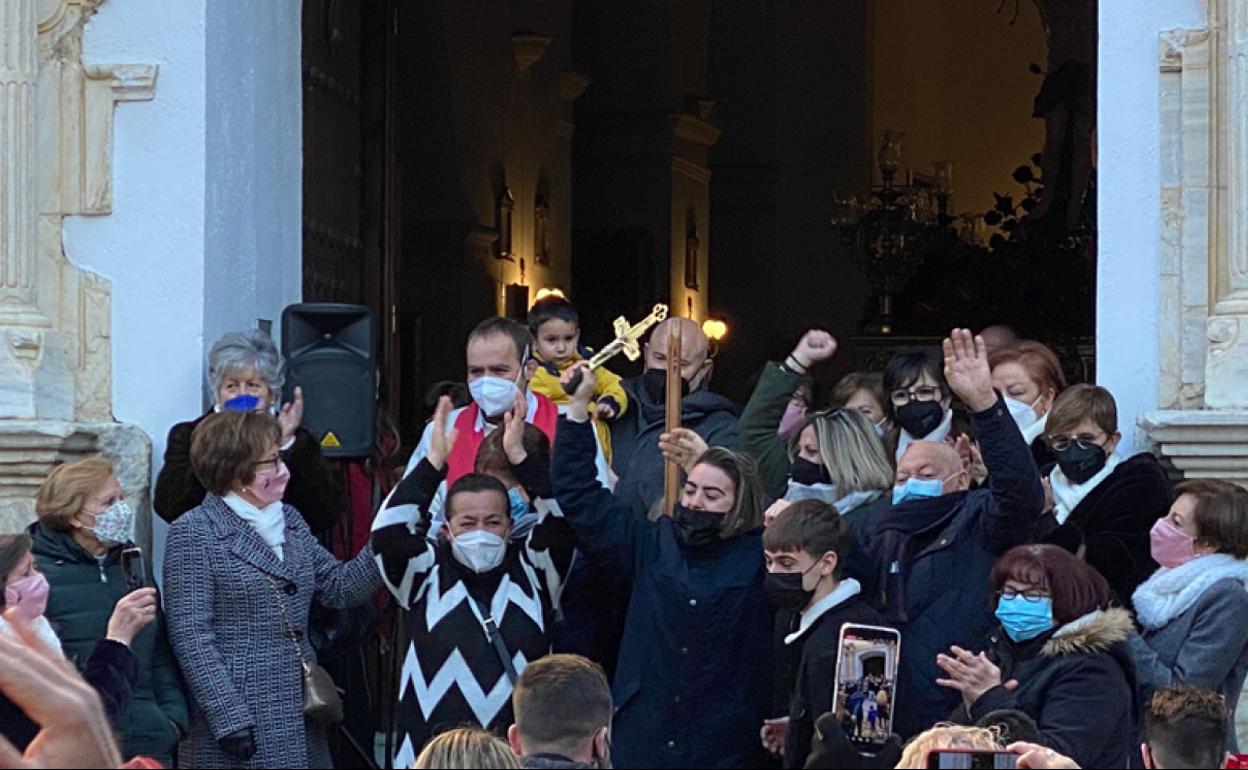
<box><xmin>761</xmin><ymin>500</ymin><xmax>889</xmax><ymax>768</ymax></box>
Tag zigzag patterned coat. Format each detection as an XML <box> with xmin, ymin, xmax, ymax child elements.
<box><xmin>371</xmin><ymin>455</ymin><xmax>576</xmax><ymax>769</ymax></box>
<box><xmin>164</xmin><ymin>494</ymin><xmax>382</xmax><ymax>769</ymax></box>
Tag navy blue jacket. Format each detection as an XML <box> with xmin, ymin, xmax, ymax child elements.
<box><xmin>553</xmin><ymin>416</ymin><xmax>773</xmax><ymax>769</ymax></box>
<box><xmin>857</xmin><ymin>396</ymin><xmax>1045</xmax><ymax>737</ymax></box>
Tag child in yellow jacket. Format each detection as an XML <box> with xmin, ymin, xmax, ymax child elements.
<box><xmin>528</xmin><ymin>296</ymin><xmax>628</xmax><ymax>464</ymax></box>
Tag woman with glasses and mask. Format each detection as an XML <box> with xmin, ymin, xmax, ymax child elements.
<box><xmin>555</xmin><ymin>363</ymin><xmax>773</xmax><ymax>769</ymax></box>
<box><xmin>936</xmin><ymin>544</ymin><xmax>1138</xmax><ymax>769</ymax></box>
<box><xmin>884</xmin><ymin>348</ymin><xmax>954</xmax><ymax>464</ymax></box>
<box><xmin>163</xmin><ymin>410</ymin><xmax>380</xmax><ymax>769</ymax></box>
<box><xmin>1037</xmin><ymin>384</ymin><xmax>1173</xmax><ymax>610</ymax></box>
<box><xmin>989</xmin><ymin>341</ymin><xmax>1067</xmax><ymax>469</ymax></box>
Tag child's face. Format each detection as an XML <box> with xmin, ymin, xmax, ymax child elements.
<box><xmin>536</xmin><ymin>319</ymin><xmax>580</xmax><ymax>365</ymax></box>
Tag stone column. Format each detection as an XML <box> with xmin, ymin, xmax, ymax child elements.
<box><xmin>1207</xmin><ymin>0</ymin><xmax>1248</xmax><ymax>407</ymax></box>
<box><xmin>0</xmin><ymin>0</ymin><xmax>46</xmax><ymax>327</ymax></box>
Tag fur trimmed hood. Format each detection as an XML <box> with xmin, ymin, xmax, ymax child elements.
<box><xmin>1041</xmin><ymin>608</ymin><xmax>1134</xmax><ymax>658</ymax></box>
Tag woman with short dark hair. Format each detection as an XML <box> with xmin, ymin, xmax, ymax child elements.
<box><xmin>163</xmin><ymin>410</ymin><xmax>380</xmax><ymax>769</ymax></box>
<box><xmin>884</xmin><ymin>348</ymin><xmax>953</xmax><ymax>463</ymax></box>
<box><xmin>1130</xmin><ymin>478</ymin><xmax>1248</xmax><ymax>752</ymax></box>
<box><xmin>935</xmin><ymin>544</ymin><xmax>1138</xmax><ymax>769</ymax></box>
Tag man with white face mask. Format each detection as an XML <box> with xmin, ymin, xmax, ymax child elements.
<box><xmin>373</xmin><ymin>397</ymin><xmax>578</xmax><ymax>769</ymax></box>
<box><xmin>403</xmin><ymin>317</ymin><xmax>609</xmax><ymax>524</ymax></box>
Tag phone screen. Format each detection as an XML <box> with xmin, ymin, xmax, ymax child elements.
<box><xmin>926</xmin><ymin>750</ymin><xmax>1018</xmax><ymax>769</ymax></box>
<box><xmin>834</xmin><ymin>623</ymin><xmax>902</xmax><ymax>750</ymax></box>
<box><xmin>121</xmin><ymin>547</ymin><xmax>146</xmax><ymax>592</ymax></box>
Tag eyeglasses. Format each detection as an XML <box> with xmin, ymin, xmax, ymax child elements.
<box><xmin>1047</xmin><ymin>434</ymin><xmax>1104</xmax><ymax>452</ymax></box>
<box><xmin>889</xmin><ymin>386</ymin><xmax>944</xmax><ymax>407</ymax></box>
<box><xmin>252</xmin><ymin>455</ymin><xmax>284</xmax><ymax>473</ymax></box>
<box><xmin>998</xmin><ymin>587</ymin><xmax>1050</xmax><ymax>602</ymax></box>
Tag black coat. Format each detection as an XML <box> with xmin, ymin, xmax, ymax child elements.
<box><xmin>553</xmin><ymin>416</ymin><xmax>773</xmax><ymax>769</ymax></box>
<box><xmin>783</xmin><ymin>593</ymin><xmax>889</xmax><ymax>769</ymax></box>
<box><xmin>153</xmin><ymin>413</ymin><xmax>346</xmax><ymax>533</ymax></box>
<box><xmin>959</xmin><ymin>608</ymin><xmax>1140</xmax><ymax>770</ymax></box>
<box><xmin>857</xmin><ymin>397</ymin><xmax>1045</xmax><ymax>737</ymax></box>
<box><xmin>1040</xmin><ymin>454</ymin><xmax>1173</xmax><ymax>609</ymax></box>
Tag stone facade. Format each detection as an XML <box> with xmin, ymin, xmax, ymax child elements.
<box><xmin>0</xmin><ymin>0</ymin><xmax>153</xmax><ymax>536</ymax></box>
<box><xmin>1144</xmin><ymin>1</ymin><xmax>1248</xmax><ymax>484</ymax></box>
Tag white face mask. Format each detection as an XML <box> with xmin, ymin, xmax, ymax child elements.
<box><xmin>450</xmin><ymin>530</ymin><xmax>507</xmax><ymax>573</ymax></box>
<box><xmin>1004</xmin><ymin>395</ymin><xmax>1044</xmax><ymax>432</ymax></box>
<box><xmin>86</xmin><ymin>500</ymin><xmax>135</xmax><ymax>547</ymax></box>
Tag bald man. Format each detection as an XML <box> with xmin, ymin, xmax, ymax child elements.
<box><xmin>611</xmin><ymin>317</ymin><xmax>740</xmax><ymax>511</ymax></box>
<box><xmin>855</xmin><ymin>329</ymin><xmax>1045</xmax><ymax>738</ymax></box>
<box><xmin>980</xmin><ymin>324</ymin><xmax>1019</xmax><ymax>357</ymax></box>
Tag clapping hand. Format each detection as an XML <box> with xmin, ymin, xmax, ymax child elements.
<box><xmin>936</xmin><ymin>645</ymin><xmax>1018</xmax><ymax>707</ymax></box>
<box><xmin>426</xmin><ymin>396</ymin><xmax>460</xmax><ymax>470</ymax></box>
<box><xmin>0</xmin><ymin>609</ymin><xmax>123</xmax><ymax>770</ymax></box>
<box><xmin>277</xmin><ymin>386</ymin><xmax>304</xmax><ymax>443</ymax></box>
<box><xmin>943</xmin><ymin>329</ymin><xmax>998</xmax><ymax>413</ymax></box>
<box><xmin>502</xmin><ymin>389</ymin><xmax>528</xmax><ymax>465</ymax></box>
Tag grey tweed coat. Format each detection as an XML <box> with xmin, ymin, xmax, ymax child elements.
<box><xmin>164</xmin><ymin>493</ymin><xmax>381</xmax><ymax>769</ymax></box>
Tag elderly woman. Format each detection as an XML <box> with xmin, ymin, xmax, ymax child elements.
<box><xmin>989</xmin><ymin>341</ymin><xmax>1067</xmax><ymax>469</ymax></box>
<box><xmin>23</xmin><ymin>458</ymin><xmax>187</xmax><ymax>765</ymax></box>
<box><xmin>163</xmin><ymin>410</ymin><xmax>381</xmax><ymax>769</ymax></box>
<box><xmin>154</xmin><ymin>330</ymin><xmax>345</xmax><ymax>533</ymax></box>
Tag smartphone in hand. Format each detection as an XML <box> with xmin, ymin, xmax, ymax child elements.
<box><xmin>120</xmin><ymin>547</ymin><xmax>147</xmax><ymax>593</ymax></box>
<box><xmin>833</xmin><ymin>623</ymin><xmax>902</xmax><ymax>751</ymax></box>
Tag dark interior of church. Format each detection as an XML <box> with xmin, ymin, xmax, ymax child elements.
<box><xmin>300</xmin><ymin>0</ymin><xmax>1097</xmax><ymax>449</ymax></box>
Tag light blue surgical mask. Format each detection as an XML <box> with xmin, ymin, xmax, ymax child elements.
<box><xmin>996</xmin><ymin>594</ymin><xmax>1055</xmax><ymax>642</ymax></box>
<box><xmin>892</xmin><ymin>473</ymin><xmax>958</xmax><ymax>506</ymax></box>
<box><xmin>508</xmin><ymin>487</ymin><xmax>529</xmax><ymax>520</ymax></box>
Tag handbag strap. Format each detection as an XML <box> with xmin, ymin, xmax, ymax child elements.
<box><xmin>471</xmin><ymin>595</ymin><xmax>519</xmax><ymax>685</ymax></box>
<box><xmin>266</xmin><ymin>576</ymin><xmax>311</xmax><ymax>669</ymax></box>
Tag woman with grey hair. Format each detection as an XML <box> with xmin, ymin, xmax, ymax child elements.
<box><xmin>154</xmin><ymin>330</ymin><xmax>346</xmax><ymax>532</ymax></box>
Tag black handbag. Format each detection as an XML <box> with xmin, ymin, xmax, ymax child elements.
<box><xmin>268</xmin><ymin>577</ymin><xmax>345</xmax><ymax>726</ymax></box>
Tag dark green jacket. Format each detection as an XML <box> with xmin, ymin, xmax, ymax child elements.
<box><xmin>739</xmin><ymin>362</ymin><xmax>805</xmax><ymax>499</ymax></box>
<box><xmin>30</xmin><ymin>523</ymin><xmax>188</xmax><ymax>763</ymax></box>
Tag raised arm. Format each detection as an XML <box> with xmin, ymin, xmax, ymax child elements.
<box><xmin>552</xmin><ymin>365</ymin><xmax>640</xmax><ymax>564</ymax></box>
<box><xmin>944</xmin><ymin>329</ymin><xmax>1045</xmax><ymax>553</ymax></box>
<box><xmin>371</xmin><ymin>396</ymin><xmax>456</xmax><ymax>607</ymax></box>
<box><xmin>738</xmin><ymin>331</ymin><xmax>835</xmax><ymax>497</ymax></box>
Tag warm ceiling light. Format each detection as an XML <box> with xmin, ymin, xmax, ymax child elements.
<box><xmin>533</xmin><ymin>287</ymin><xmax>566</xmax><ymax>304</ymax></box>
<box><xmin>702</xmin><ymin>318</ymin><xmax>728</xmax><ymax>341</ymax></box>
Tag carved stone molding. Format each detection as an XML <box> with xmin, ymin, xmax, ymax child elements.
<box><xmin>669</xmin><ymin>113</ymin><xmax>722</xmax><ymax>147</ymax></box>
<box><xmin>512</xmin><ymin>30</ymin><xmax>551</xmax><ymax>73</ymax></box>
<box><xmin>672</xmin><ymin>157</ymin><xmax>712</xmax><ymax>185</ymax></box>
<box><xmin>1140</xmin><ymin>411</ymin><xmax>1248</xmax><ymax>485</ymax></box>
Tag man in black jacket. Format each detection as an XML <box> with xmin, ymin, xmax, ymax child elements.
<box><xmin>761</xmin><ymin>499</ymin><xmax>890</xmax><ymax>769</ymax></box>
<box><xmin>857</xmin><ymin>329</ymin><xmax>1045</xmax><ymax>738</ymax></box>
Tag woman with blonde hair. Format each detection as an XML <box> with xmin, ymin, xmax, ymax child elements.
<box><xmin>413</xmin><ymin>728</ymin><xmax>522</xmax><ymax>769</ymax></box>
<box><xmin>27</xmin><ymin>457</ymin><xmax>186</xmax><ymax>765</ymax></box>
<box><xmin>896</xmin><ymin>724</ymin><xmax>1004</xmax><ymax>769</ymax></box>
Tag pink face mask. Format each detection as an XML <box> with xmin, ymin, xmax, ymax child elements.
<box><xmin>778</xmin><ymin>403</ymin><xmax>807</xmax><ymax>438</ymax></box>
<box><xmin>4</xmin><ymin>573</ymin><xmax>50</xmax><ymax>621</ymax></box>
<box><xmin>250</xmin><ymin>462</ymin><xmax>291</xmax><ymax>507</ymax></box>
<box><xmin>1150</xmin><ymin>518</ymin><xmax>1197</xmax><ymax>569</ymax></box>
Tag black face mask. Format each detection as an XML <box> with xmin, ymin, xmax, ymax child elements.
<box><xmin>673</xmin><ymin>504</ymin><xmax>723</xmax><ymax>549</ymax></box>
<box><xmin>641</xmin><ymin>368</ymin><xmax>692</xmax><ymax>404</ymax></box>
<box><xmin>1055</xmin><ymin>442</ymin><xmax>1108</xmax><ymax>484</ymax></box>
<box><xmin>895</xmin><ymin>400</ymin><xmax>946</xmax><ymax>438</ymax></box>
<box><xmin>790</xmin><ymin>456</ymin><xmax>833</xmax><ymax>486</ymax></box>
<box><xmin>764</xmin><ymin>570</ymin><xmax>815</xmax><ymax>611</ymax></box>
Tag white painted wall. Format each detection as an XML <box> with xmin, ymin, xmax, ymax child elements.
<box><xmin>63</xmin><ymin>0</ymin><xmax>303</xmax><ymax>573</ymax></box>
<box><xmin>1098</xmin><ymin>0</ymin><xmax>1206</xmax><ymax>452</ymax></box>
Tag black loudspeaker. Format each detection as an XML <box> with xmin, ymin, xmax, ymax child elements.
<box><xmin>281</xmin><ymin>303</ymin><xmax>376</xmax><ymax>458</ymax></box>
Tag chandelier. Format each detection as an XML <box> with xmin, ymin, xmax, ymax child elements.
<box><xmin>832</xmin><ymin>131</ymin><xmax>954</xmax><ymax>334</ymax></box>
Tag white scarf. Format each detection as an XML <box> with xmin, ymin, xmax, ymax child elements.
<box><xmin>895</xmin><ymin>409</ymin><xmax>953</xmax><ymax>463</ymax></box>
<box><xmin>224</xmin><ymin>492</ymin><xmax>287</xmax><ymax>561</ymax></box>
<box><xmin>1049</xmin><ymin>453</ymin><xmax>1123</xmax><ymax>524</ymax></box>
<box><xmin>786</xmin><ymin>578</ymin><xmax>862</xmax><ymax>645</ymax></box>
<box><xmin>1021</xmin><ymin>411</ymin><xmax>1050</xmax><ymax>447</ymax></box>
<box><xmin>0</xmin><ymin>614</ymin><xmax>64</xmax><ymax>656</ymax></box>
<box><xmin>1133</xmin><ymin>553</ymin><xmax>1248</xmax><ymax>630</ymax></box>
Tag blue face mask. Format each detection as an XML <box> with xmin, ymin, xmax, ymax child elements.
<box><xmin>508</xmin><ymin>487</ymin><xmax>529</xmax><ymax>520</ymax></box>
<box><xmin>995</xmin><ymin>595</ymin><xmax>1055</xmax><ymax>642</ymax></box>
<box><xmin>892</xmin><ymin>476</ymin><xmax>947</xmax><ymax>505</ymax></box>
